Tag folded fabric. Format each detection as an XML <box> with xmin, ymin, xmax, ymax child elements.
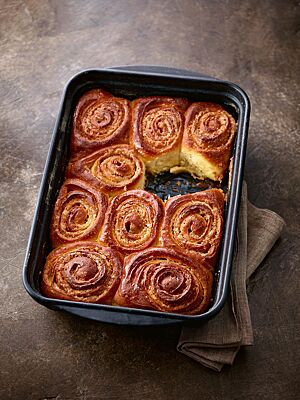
<box><xmin>177</xmin><ymin>182</ymin><xmax>285</xmax><ymax>371</ymax></box>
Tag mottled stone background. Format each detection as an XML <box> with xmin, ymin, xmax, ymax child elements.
<box><xmin>0</xmin><ymin>1</ymin><xmax>299</xmax><ymax>399</ymax></box>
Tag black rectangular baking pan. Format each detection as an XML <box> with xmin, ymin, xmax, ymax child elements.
<box><xmin>22</xmin><ymin>66</ymin><xmax>250</xmax><ymax>325</ymax></box>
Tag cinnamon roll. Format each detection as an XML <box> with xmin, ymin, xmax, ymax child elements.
<box><xmin>71</xmin><ymin>89</ymin><xmax>130</xmax><ymax>159</ymax></box>
<box><xmin>114</xmin><ymin>248</ymin><xmax>213</xmax><ymax>315</ymax></box>
<box><xmin>67</xmin><ymin>144</ymin><xmax>145</xmax><ymax>197</ymax></box>
<box><xmin>41</xmin><ymin>241</ymin><xmax>122</xmax><ymax>304</ymax></box>
<box><xmin>50</xmin><ymin>179</ymin><xmax>108</xmax><ymax>247</ymax></box>
<box><xmin>100</xmin><ymin>190</ymin><xmax>164</xmax><ymax>254</ymax></box>
<box><xmin>177</xmin><ymin>102</ymin><xmax>236</xmax><ymax>181</ymax></box>
<box><xmin>161</xmin><ymin>189</ymin><xmax>225</xmax><ymax>269</ymax></box>
<box><xmin>131</xmin><ymin>96</ymin><xmax>189</xmax><ymax>174</ymax></box>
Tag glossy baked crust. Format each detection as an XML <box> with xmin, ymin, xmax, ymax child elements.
<box><xmin>71</xmin><ymin>89</ymin><xmax>130</xmax><ymax>159</ymax></box>
<box><xmin>42</xmin><ymin>92</ymin><xmax>234</xmax><ymax>315</ymax></box>
<box><xmin>179</xmin><ymin>102</ymin><xmax>236</xmax><ymax>181</ymax></box>
<box><xmin>113</xmin><ymin>247</ymin><xmax>213</xmax><ymax>315</ymax></box>
<box><xmin>66</xmin><ymin>144</ymin><xmax>145</xmax><ymax>197</ymax></box>
<box><xmin>50</xmin><ymin>179</ymin><xmax>108</xmax><ymax>247</ymax></box>
<box><xmin>41</xmin><ymin>241</ymin><xmax>122</xmax><ymax>304</ymax></box>
<box><xmin>100</xmin><ymin>189</ymin><xmax>164</xmax><ymax>255</ymax></box>
<box><xmin>131</xmin><ymin>96</ymin><xmax>189</xmax><ymax>174</ymax></box>
<box><xmin>161</xmin><ymin>189</ymin><xmax>224</xmax><ymax>269</ymax></box>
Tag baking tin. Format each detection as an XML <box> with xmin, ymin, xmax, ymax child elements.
<box><xmin>22</xmin><ymin>66</ymin><xmax>250</xmax><ymax>326</ymax></box>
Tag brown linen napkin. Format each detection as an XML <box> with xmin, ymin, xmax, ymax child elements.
<box><xmin>177</xmin><ymin>182</ymin><xmax>285</xmax><ymax>371</ymax></box>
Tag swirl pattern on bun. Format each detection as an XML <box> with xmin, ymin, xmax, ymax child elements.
<box><xmin>71</xmin><ymin>89</ymin><xmax>130</xmax><ymax>159</ymax></box>
<box><xmin>67</xmin><ymin>145</ymin><xmax>145</xmax><ymax>197</ymax></box>
<box><xmin>50</xmin><ymin>179</ymin><xmax>108</xmax><ymax>247</ymax></box>
<box><xmin>180</xmin><ymin>102</ymin><xmax>236</xmax><ymax>181</ymax></box>
<box><xmin>161</xmin><ymin>189</ymin><xmax>224</xmax><ymax>269</ymax></box>
<box><xmin>114</xmin><ymin>248</ymin><xmax>213</xmax><ymax>315</ymax></box>
<box><xmin>41</xmin><ymin>241</ymin><xmax>122</xmax><ymax>304</ymax></box>
<box><xmin>131</xmin><ymin>96</ymin><xmax>189</xmax><ymax>174</ymax></box>
<box><xmin>100</xmin><ymin>190</ymin><xmax>164</xmax><ymax>254</ymax></box>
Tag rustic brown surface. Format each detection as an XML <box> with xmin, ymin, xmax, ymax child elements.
<box><xmin>0</xmin><ymin>1</ymin><xmax>299</xmax><ymax>399</ymax></box>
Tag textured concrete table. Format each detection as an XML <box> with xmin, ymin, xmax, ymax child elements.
<box><xmin>0</xmin><ymin>1</ymin><xmax>299</xmax><ymax>399</ymax></box>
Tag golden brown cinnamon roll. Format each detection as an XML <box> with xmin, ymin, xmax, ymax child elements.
<box><xmin>100</xmin><ymin>190</ymin><xmax>164</xmax><ymax>254</ymax></box>
<box><xmin>131</xmin><ymin>96</ymin><xmax>189</xmax><ymax>174</ymax></box>
<box><xmin>161</xmin><ymin>189</ymin><xmax>225</xmax><ymax>269</ymax></box>
<box><xmin>178</xmin><ymin>102</ymin><xmax>236</xmax><ymax>181</ymax></box>
<box><xmin>41</xmin><ymin>241</ymin><xmax>122</xmax><ymax>304</ymax></box>
<box><xmin>114</xmin><ymin>248</ymin><xmax>213</xmax><ymax>315</ymax></box>
<box><xmin>71</xmin><ymin>89</ymin><xmax>130</xmax><ymax>159</ymax></box>
<box><xmin>67</xmin><ymin>145</ymin><xmax>145</xmax><ymax>197</ymax></box>
<box><xmin>50</xmin><ymin>179</ymin><xmax>108</xmax><ymax>247</ymax></box>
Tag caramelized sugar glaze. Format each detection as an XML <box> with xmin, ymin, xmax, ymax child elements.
<box><xmin>42</xmin><ymin>89</ymin><xmax>236</xmax><ymax>315</ymax></box>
